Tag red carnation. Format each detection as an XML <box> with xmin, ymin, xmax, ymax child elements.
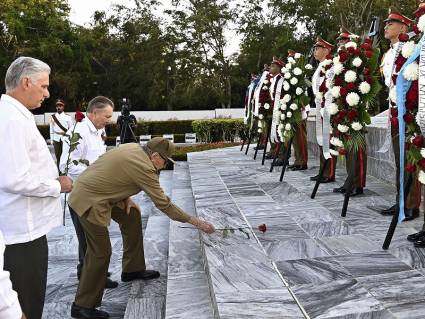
<box><xmin>363</xmin><ymin>68</ymin><xmax>370</xmax><ymax>76</ymax></box>
<box><xmin>404</xmin><ymin>112</ymin><xmax>415</xmax><ymax>124</ymax></box>
<box><xmin>347</xmin><ymin>47</ymin><xmax>355</xmax><ymax>54</ymax></box>
<box><xmin>353</xmin><ymin>48</ymin><xmax>361</xmax><ymax>56</ymax></box>
<box><xmin>419</xmin><ymin>159</ymin><xmax>425</xmax><ymax>169</ymax></box>
<box><xmin>346</xmin><ymin>83</ymin><xmax>356</xmax><ymax>91</ymax></box>
<box><xmin>406</xmin><ymin>80</ymin><xmax>419</xmax><ymax>106</ymax></box>
<box><xmin>339</xmin><ymin>51</ymin><xmax>349</xmax><ymax>63</ymax></box>
<box><xmin>364</xmin><ymin>38</ymin><xmax>372</xmax><ymax>45</ymax></box>
<box><xmin>365</xmin><ymin>51</ymin><xmax>373</xmax><ymax>59</ymax></box>
<box><xmin>398</xmin><ymin>33</ymin><xmax>409</xmax><ymax>42</ymax></box>
<box><xmin>413</xmin><ymin>135</ymin><xmax>424</xmax><ymax>148</ymax></box>
<box><xmin>347</xmin><ymin>110</ymin><xmax>358</xmax><ymax>120</ymax></box>
<box><xmin>406</xmin><ymin>163</ymin><xmax>416</xmax><ymax>173</ymax></box>
<box><xmin>390</xmin><ymin>117</ymin><xmax>398</xmax><ymax>128</ymax></box>
<box><xmin>340</xmin><ymin>88</ymin><xmax>348</xmax><ymax>97</ymax></box>
<box><xmin>413</xmin><ymin>24</ymin><xmax>420</xmax><ymax>35</ymax></box>
<box><xmin>334</xmin><ymin>77</ymin><xmax>343</xmax><ymax>86</ymax></box>
<box><xmin>75</xmin><ymin>111</ymin><xmax>85</xmax><ymax>122</ymax></box>
<box><xmin>339</xmin><ymin>148</ymin><xmax>347</xmax><ymax>156</ymax></box>
<box><xmin>361</xmin><ymin>43</ymin><xmax>372</xmax><ymax>51</ymax></box>
<box><xmin>258</xmin><ymin>224</ymin><xmax>267</xmax><ymax>233</ymax></box>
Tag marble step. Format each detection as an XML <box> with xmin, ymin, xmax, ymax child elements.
<box><xmin>186</xmin><ymin>151</ymin><xmax>307</xmax><ymax>319</ymax></box>
<box><xmin>123</xmin><ymin>171</ymin><xmax>173</xmax><ymax>319</ymax></box>
<box><xmin>165</xmin><ymin>162</ymin><xmax>215</xmax><ymax>319</ymax></box>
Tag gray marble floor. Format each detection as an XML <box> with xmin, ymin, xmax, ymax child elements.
<box><xmin>186</xmin><ymin>145</ymin><xmax>425</xmax><ymax>319</ymax></box>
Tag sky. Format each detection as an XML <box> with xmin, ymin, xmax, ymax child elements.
<box><xmin>68</xmin><ymin>0</ymin><xmax>241</xmax><ymax>56</ymax></box>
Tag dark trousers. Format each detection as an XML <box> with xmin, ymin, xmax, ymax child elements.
<box><xmin>343</xmin><ymin>146</ymin><xmax>367</xmax><ymax>189</ymax></box>
<box><xmin>4</xmin><ymin>235</ymin><xmax>48</xmax><ymax>319</ymax></box>
<box><xmin>319</xmin><ymin>146</ymin><xmax>337</xmax><ymax>179</ymax></box>
<box><xmin>75</xmin><ymin>206</ymin><xmax>146</xmax><ymax>308</ymax></box>
<box><xmin>293</xmin><ymin>121</ymin><xmax>308</xmax><ymax>166</ymax></box>
<box><xmin>53</xmin><ymin>140</ymin><xmax>63</xmax><ymax>171</ymax></box>
<box><xmin>69</xmin><ymin>206</ymin><xmax>87</xmax><ymax>277</ymax></box>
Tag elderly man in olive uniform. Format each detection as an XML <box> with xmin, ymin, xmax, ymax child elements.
<box><xmin>69</xmin><ymin>137</ymin><xmax>215</xmax><ymax>319</ymax></box>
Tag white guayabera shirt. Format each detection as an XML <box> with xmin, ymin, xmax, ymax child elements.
<box><xmin>0</xmin><ymin>94</ymin><xmax>62</xmax><ymax>245</ymax></box>
<box><xmin>0</xmin><ymin>230</ymin><xmax>22</xmax><ymax>318</ymax></box>
<box><xmin>59</xmin><ymin>117</ymin><xmax>107</xmax><ymax>181</ymax></box>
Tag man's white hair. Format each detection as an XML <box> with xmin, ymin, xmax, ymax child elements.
<box><xmin>5</xmin><ymin>57</ymin><xmax>51</xmax><ymax>92</ymax></box>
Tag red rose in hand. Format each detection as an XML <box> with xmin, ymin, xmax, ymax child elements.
<box><xmin>398</xmin><ymin>33</ymin><xmax>409</xmax><ymax>42</ymax></box>
<box><xmin>406</xmin><ymin>163</ymin><xmax>416</xmax><ymax>173</ymax></box>
<box><xmin>340</xmin><ymin>88</ymin><xmax>348</xmax><ymax>97</ymax></box>
<box><xmin>419</xmin><ymin>159</ymin><xmax>425</xmax><ymax>169</ymax></box>
<box><xmin>365</xmin><ymin>51</ymin><xmax>373</xmax><ymax>59</ymax></box>
<box><xmin>75</xmin><ymin>111</ymin><xmax>85</xmax><ymax>122</ymax></box>
<box><xmin>339</xmin><ymin>51</ymin><xmax>349</xmax><ymax>63</ymax></box>
<box><xmin>347</xmin><ymin>110</ymin><xmax>358</xmax><ymax>120</ymax></box>
<box><xmin>413</xmin><ymin>135</ymin><xmax>424</xmax><ymax>148</ymax></box>
<box><xmin>258</xmin><ymin>224</ymin><xmax>267</xmax><ymax>233</ymax></box>
<box><xmin>404</xmin><ymin>112</ymin><xmax>415</xmax><ymax>124</ymax></box>
<box><xmin>361</xmin><ymin>43</ymin><xmax>372</xmax><ymax>51</ymax></box>
<box><xmin>390</xmin><ymin>117</ymin><xmax>399</xmax><ymax>128</ymax></box>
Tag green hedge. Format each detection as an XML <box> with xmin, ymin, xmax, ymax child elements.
<box><xmin>191</xmin><ymin>119</ymin><xmax>246</xmax><ymax>143</ymax></box>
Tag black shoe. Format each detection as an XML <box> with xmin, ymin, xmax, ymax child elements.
<box><xmin>121</xmin><ymin>270</ymin><xmax>160</xmax><ymax>282</ymax></box>
<box><xmin>107</xmin><ymin>271</ymin><xmax>111</xmax><ymax>278</ymax></box>
<box><xmin>105</xmin><ymin>278</ymin><xmax>118</xmax><ymax>289</ymax></box>
<box><xmin>414</xmin><ymin>235</ymin><xmax>425</xmax><ymax>248</ymax></box>
<box><xmin>319</xmin><ymin>177</ymin><xmax>335</xmax><ymax>183</ymax></box>
<box><xmin>291</xmin><ymin>165</ymin><xmax>307</xmax><ymax>171</ymax></box>
<box><xmin>403</xmin><ymin>208</ymin><xmax>420</xmax><ymax>221</ymax></box>
<box><xmin>71</xmin><ymin>303</ymin><xmax>109</xmax><ymax>319</ymax></box>
<box><xmin>347</xmin><ymin>187</ymin><xmax>364</xmax><ymax>197</ymax></box>
<box><xmin>274</xmin><ymin>159</ymin><xmax>285</xmax><ymax>166</ymax></box>
<box><xmin>310</xmin><ymin>175</ymin><xmax>319</xmax><ymax>181</ymax></box>
<box><xmin>380</xmin><ymin>204</ymin><xmax>396</xmax><ymax>216</ymax></box>
<box><xmin>265</xmin><ymin>152</ymin><xmax>274</xmax><ymax>159</ymax></box>
<box><xmin>407</xmin><ymin>231</ymin><xmax>425</xmax><ymax>242</ymax></box>
<box><xmin>333</xmin><ymin>186</ymin><xmax>346</xmax><ymax>193</ymax></box>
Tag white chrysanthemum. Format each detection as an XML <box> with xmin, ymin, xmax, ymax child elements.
<box><xmin>262</xmin><ymin>85</ymin><xmax>268</xmax><ymax>90</ymax></box>
<box><xmin>389</xmin><ymin>87</ymin><xmax>397</xmax><ymax>104</ymax></box>
<box><xmin>288</xmin><ymin>57</ymin><xmax>296</xmax><ymax>64</ymax></box>
<box><xmin>421</xmin><ymin>148</ymin><xmax>425</xmax><ymax>159</ymax></box>
<box><xmin>329</xmin><ymin>103</ymin><xmax>339</xmax><ymax>115</ymax></box>
<box><xmin>294</xmin><ymin>53</ymin><xmax>302</xmax><ymax>59</ymax></box>
<box><xmin>278</xmin><ymin>124</ymin><xmax>284</xmax><ymax>130</ymax></box>
<box><xmin>285</xmin><ymin>123</ymin><xmax>291</xmax><ymax>131</ymax></box>
<box><xmin>305</xmin><ymin>64</ymin><xmax>313</xmax><ymax>70</ymax></box>
<box><xmin>334</xmin><ymin>63</ymin><xmax>344</xmax><ymax>75</ymax></box>
<box><xmin>280</xmin><ymin>103</ymin><xmax>287</xmax><ymax>111</ymax></box>
<box><xmin>346</xmin><ymin>92</ymin><xmax>360</xmax><ymax>106</ymax></box>
<box><xmin>345</xmin><ymin>41</ymin><xmax>357</xmax><ymax>49</ymax></box>
<box><xmin>281</xmin><ymin>67</ymin><xmax>287</xmax><ymax>74</ymax></box>
<box><xmin>258</xmin><ymin>121</ymin><xmax>263</xmax><ymax>128</ymax></box>
<box><xmin>283</xmin><ymin>130</ymin><xmax>289</xmax><ymax>137</ymax></box>
<box><xmin>284</xmin><ymin>72</ymin><xmax>291</xmax><ymax>79</ymax></box>
<box><xmin>337</xmin><ymin>124</ymin><xmax>349</xmax><ymax>133</ymax></box>
<box><xmin>264</xmin><ymin>103</ymin><xmax>270</xmax><ymax>110</ymax></box>
<box><xmin>330</xmin><ymin>137</ymin><xmax>343</xmax><ymax>147</ymax></box>
<box><xmin>344</xmin><ymin>70</ymin><xmax>357</xmax><ymax>83</ymax></box>
<box><xmin>326</xmin><ymin>79</ymin><xmax>333</xmax><ymax>89</ymax></box>
<box><xmin>330</xmin><ymin>149</ymin><xmax>340</xmax><ymax>156</ymax></box>
<box><xmin>264</xmin><ymin>80</ymin><xmax>269</xmax><ymax>85</ymax></box>
<box><xmin>258</xmin><ymin>128</ymin><xmax>263</xmax><ymax>133</ymax></box>
<box><xmin>283</xmin><ymin>81</ymin><xmax>290</xmax><ymax>91</ymax></box>
<box><xmin>333</xmin><ymin>56</ymin><xmax>340</xmax><ymax>64</ymax></box>
<box><xmin>293</xmin><ymin>67</ymin><xmax>302</xmax><ymax>76</ymax></box>
<box><xmin>290</xmin><ymin>103</ymin><xmax>298</xmax><ymax>111</ymax></box>
<box><xmin>331</xmin><ymin>86</ymin><xmax>341</xmax><ymax>98</ymax></box>
<box><xmin>286</xmin><ymin>63</ymin><xmax>292</xmax><ymax>69</ymax></box>
<box><xmin>280</xmin><ymin>114</ymin><xmax>286</xmax><ymax>120</ymax></box>
<box><xmin>351</xmin><ymin>122</ymin><xmax>363</xmax><ymax>131</ymax></box>
<box><xmin>296</xmin><ymin>87</ymin><xmax>304</xmax><ymax>95</ymax></box>
<box><xmin>403</xmin><ymin>62</ymin><xmax>419</xmax><ymax>81</ymax></box>
<box><xmin>419</xmin><ymin>170</ymin><xmax>425</xmax><ymax>184</ymax></box>
<box><xmin>359</xmin><ymin>81</ymin><xmax>371</xmax><ymax>95</ymax></box>
<box><xmin>283</xmin><ymin>94</ymin><xmax>291</xmax><ymax>103</ymax></box>
<box><xmin>290</xmin><ymin>77</ymin><xmax>299</xmax><ymax>85</ymax></box>
<box><xmin>287</xmin><ymin>111</ymin><xmax>292</xmax><ymax>118</ymax></box>
<box><xmin>402</xmin><ymin>41</ymin><xmax>416</xmax><ymax>59</ymax></box>
<box><xmin>418</xmin><ymin>15</ymin><xmax>425</xmax><ymax>33</ymax></box>
<box><xmin>258</xmin><ymin>114</ymin><xmax>264</xmax><ymax>120</ymax></box>
<box><xmin>352</xmin><ymin>57</ymin><xmax>363</xmax><ymax>68</ymax></box>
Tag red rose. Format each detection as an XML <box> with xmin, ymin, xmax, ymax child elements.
<box><xmin>363</xmin><ymin>68</ymin><xmax>370</xmax><ymax>76</ymax></box>
<box><xmin>364</xmin><ymin>38</ymin><xmax>372</xmax><ymax>45</ymax></box>
<box><xmin>339</xmin><ymin>148</ymin><xmax>347</xmax><ymax>155</ymax></box>
<box><xmin>419</xmin><ymin>159</ymin><xmax>425</xmax><ymax>169</ymax></box>
<box><xmin>339</xmin><ymin>110</ymin><xmax>348</xmax><ymax>118</ymax></box>
<box><xmin>334</xmin><ymin>77</ymin><xmax>343</xmax><ymax>86</ymax></box>
<box><xmin>404</xmin><ymin>112</ymin><xmax>414</xmax><ymax>124</ymax></box>
<box><xmin>346</xmin><ymin>83</ymin><xmax>356</xmax><ymax>91</ymax></box>
<box><xmin>320</xmin><ymin>71</ymin><xmax>325</xmax><ymax>77</ymax></box>
<box><xmin>361</xmin><ymin>43</ymin><xmax>372</xmax><ymax>51</ymax></box>
<box><xmin>340</xmin><ymin>88</ymin><xmax>348</xmax><ymax>97</ymax></box>
<box><xmin>347</xmin><ymin>110</ymin><xmax>358</xmax><ymax>120</ymax></box>
<box><xmin>339</xmin><ymin>51</ymin><xmax>349</xmax><ymax>63</ymax></box>
<box><xmin>406</xmin><ymin>163</ymin><xmax>416</xmax><ymax>173</ymax></box>
<box><xmin>406</xmin><ymin>80</ymin><xmax>419</xmax><ymax>107</ymax></box>
<box><xmin>347</xmin><ymin>47</ymin><xmax>355</xmax><ymax>54</ymax></box>
<box><xmin>258</xmin><ymin>224</ymin><xmax>267</xmax><ymax>233</ymax></box>
<box><xmin>390</xmin><ymin>117</ymin><xmax>399</xmax><ymax>128</ymax></box>
<box><xmin>365</xmin><ymin>50</ymin><xmax>373</xmax><ymax>58</ymax></box>
<box><xmin>398</xmin><ymin>33</ymin><xmax>409</xmax><ymax>42</ymax></box>
<box><xmin>413</xmin><ymin>135</ymin><xmax>424</xmax><ymax>148</ymax></box>
<box><xmin>319</xmin><ymin>81</ymin><xmax>327</xmax><ymax>93</ymax></box>
<box><xmin>353</xmin><ymin>48</ymin><xmax>361</xmax><ymax>56</ymax></box>
<box><xmin>75</xmin><ymin>111</ymin><xmax>85</xmax><ymax>122</ymax></box>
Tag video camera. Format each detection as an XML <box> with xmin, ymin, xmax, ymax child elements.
<box><xmin>118</xmin><ymin>98</ymin><xmax>137</xmax><ymax>144</ymax></box>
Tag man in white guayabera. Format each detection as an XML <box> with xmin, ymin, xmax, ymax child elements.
<box><xmin>0</xmin><ymin>57</ymin><xmax>73</xmax><ymax>319</ymax></box>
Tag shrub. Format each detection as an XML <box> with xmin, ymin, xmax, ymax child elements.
<box><xmin>192</xmin><ymin>119</ymin><xmax>246</xmax><ymax>142</ymax></box>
